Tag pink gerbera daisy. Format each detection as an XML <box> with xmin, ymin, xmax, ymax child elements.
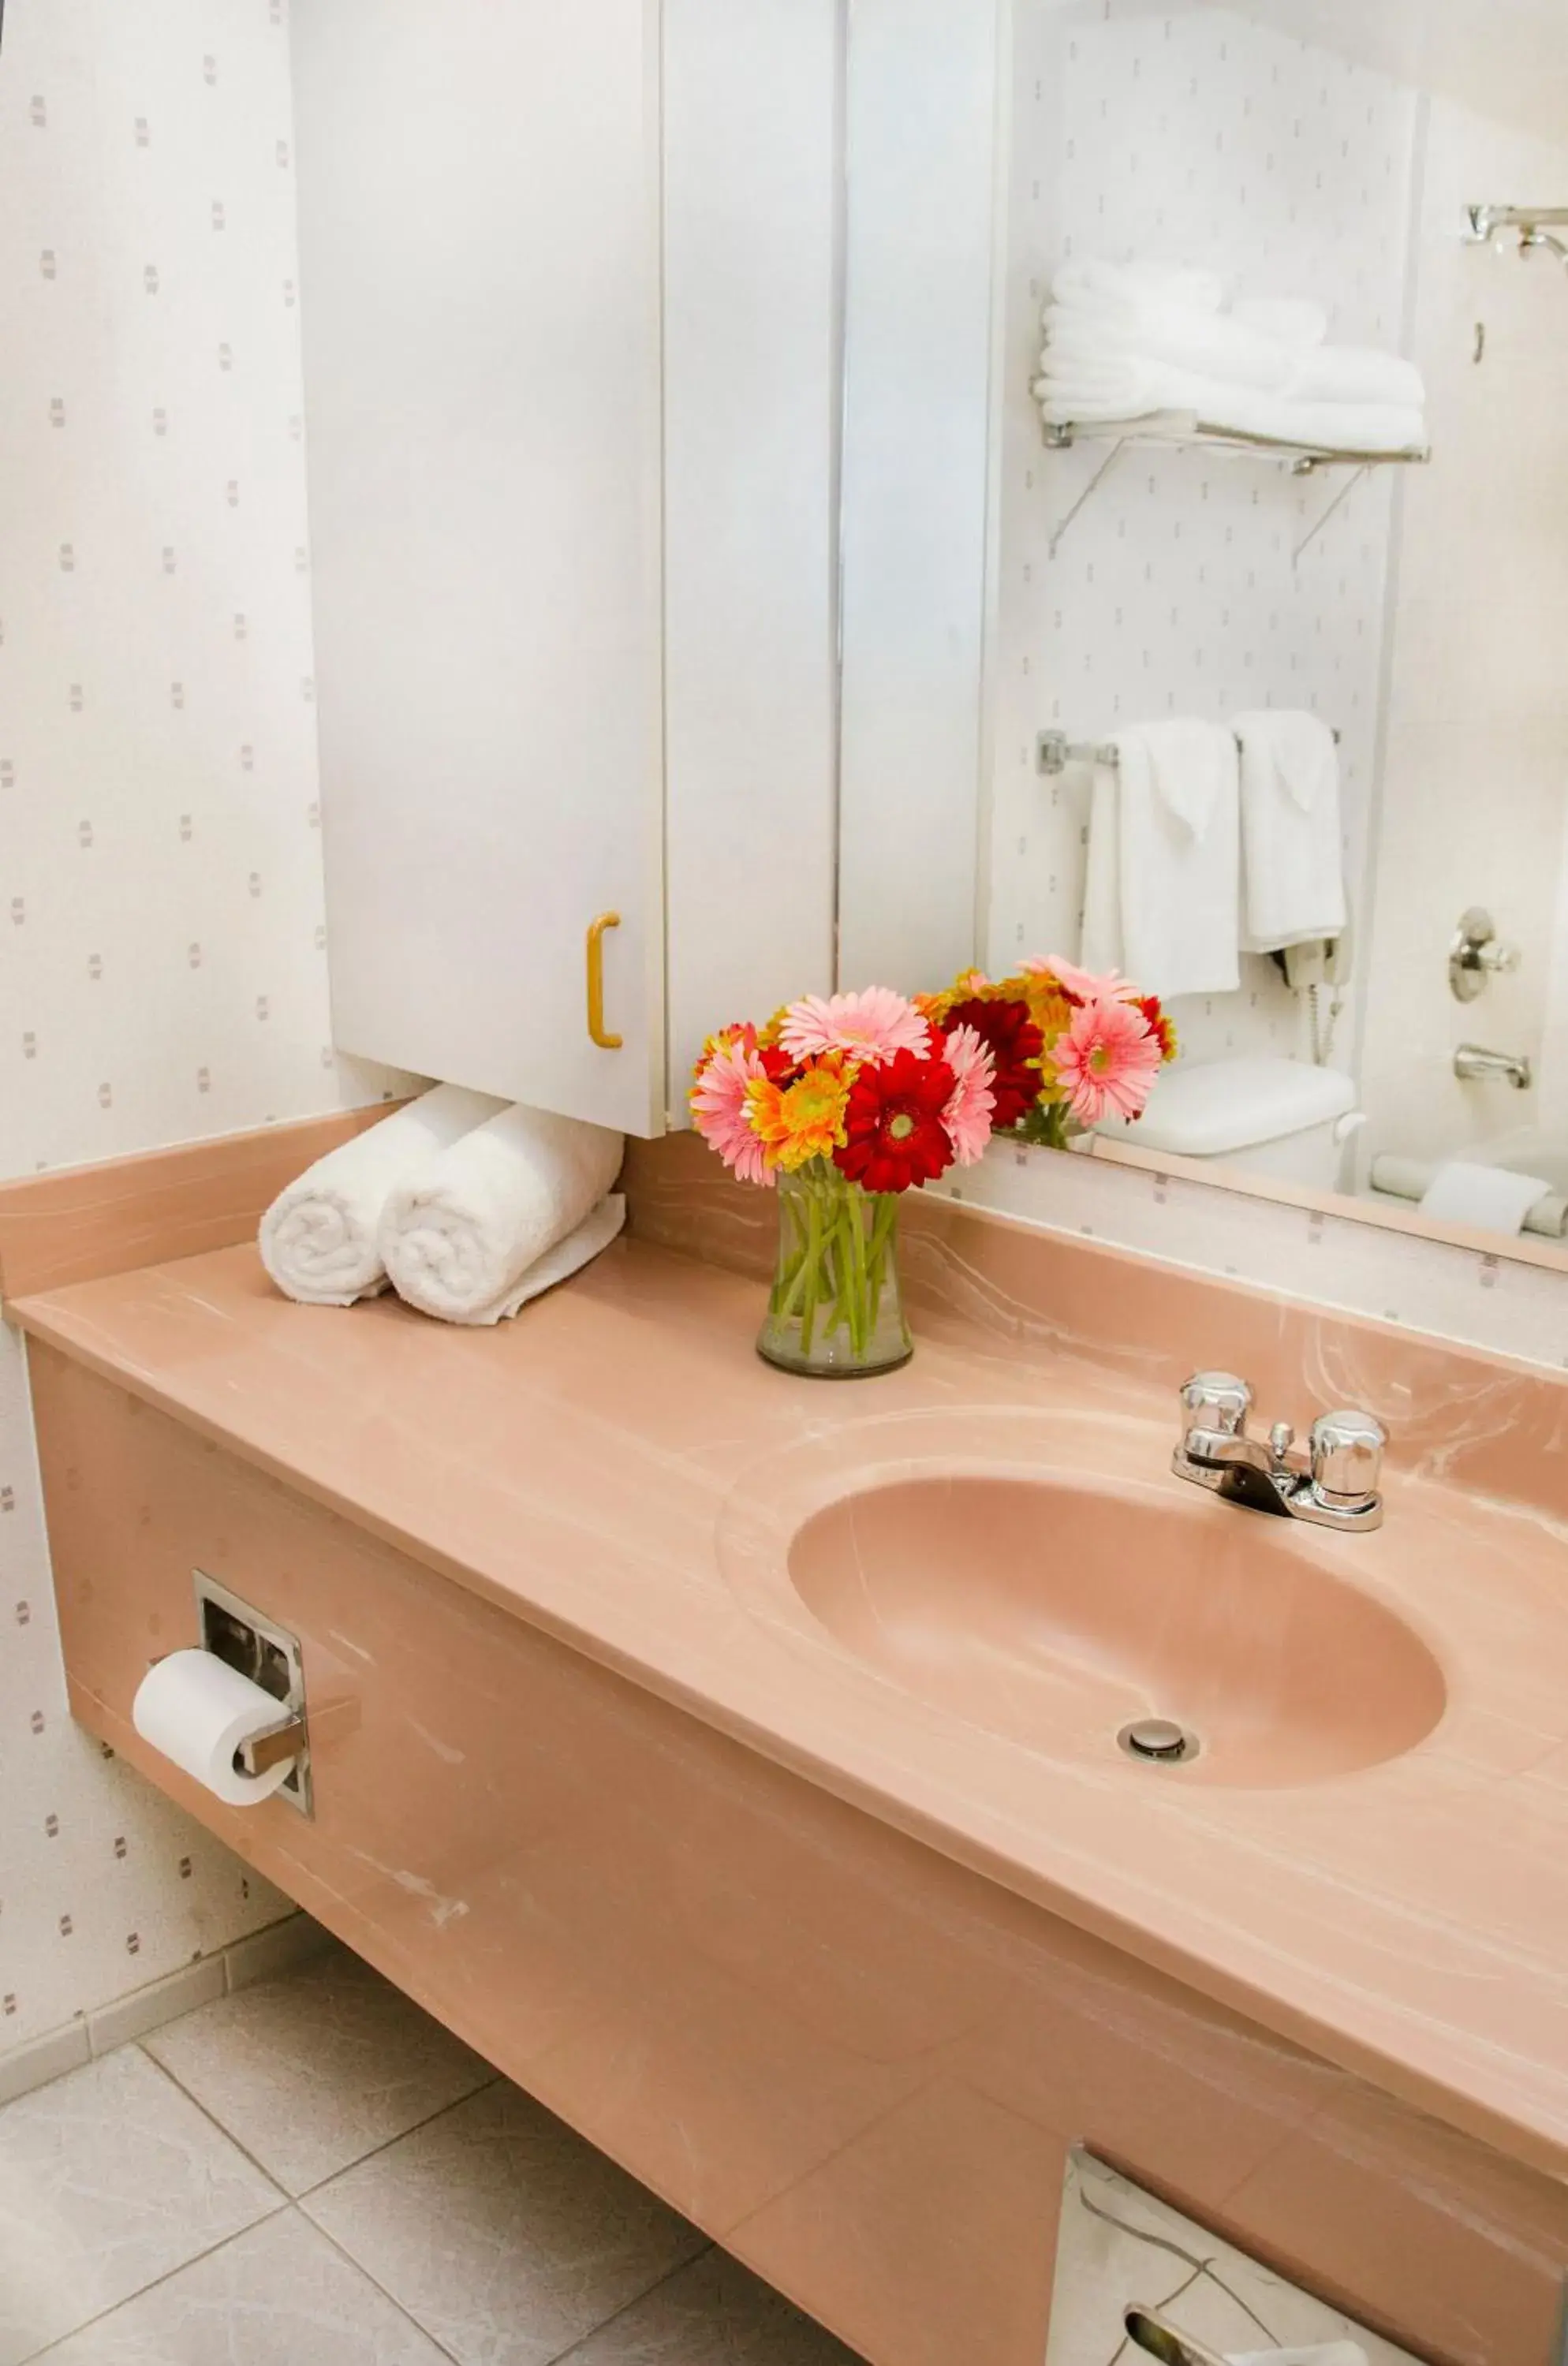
<box><xmin>1023</xmin><ymin>954</ymin><xmax>1141</xmax><ymax>1005</ymax></box>
<box><xmin>779</xmin><ymin>987</ymin><xmax>931</xmax><ymax>1067</ymax></box>
<box><xmin>941</xmin><ymin>1023</ymin><xmax>997</xmax><ymax>1165</ymax></box>
<box><xmin>1051</xmin><ymin>995</ymin><xmax>1162</xmax><ymax>1125</ymax></box>
<box><xmin>690</xmin><ymin>1039</ymin><xmax>778</xmax><ymax>1187</ymax></box>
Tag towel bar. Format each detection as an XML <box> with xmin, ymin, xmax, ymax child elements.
<box><xmin>1036</xmin><ymin>724</ymin><xmax>1341</xmax><ymax>775</ymax></box>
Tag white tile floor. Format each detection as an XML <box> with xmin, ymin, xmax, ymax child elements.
<box><xmin>0</xmin><ymin>1942</ymin><xmax>864</xmax><ymax>2365</ymax></box>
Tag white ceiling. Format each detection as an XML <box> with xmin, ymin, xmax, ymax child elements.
<box><xmin>1230</xmin><ymin>0</ymin><xmax>1568</xmax><ymax>147</ymax></box>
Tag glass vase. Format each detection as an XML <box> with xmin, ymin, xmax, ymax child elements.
<box><xmin>756</xmin><ymin>1161</ymin><xmax>913</xmax><ymax>1379</ymax></box>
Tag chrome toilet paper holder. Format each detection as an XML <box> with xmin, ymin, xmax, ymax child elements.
<box><xmin>236</xmin><ymin>1712</ymin><xmax>309</xmax><ymax>1780</ymax></box>
<box><xmin>193</xmin><ymin>1569</ymin><xmax>313</xmax><ymax>1816</ymax></box>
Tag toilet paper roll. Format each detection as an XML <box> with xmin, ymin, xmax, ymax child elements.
<box><xmin>132</xmin><ymin>1649</ymin><xmax>295</xmax><ymax>1807</ymax></box>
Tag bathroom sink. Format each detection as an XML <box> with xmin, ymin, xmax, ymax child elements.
<box><xmin>786</xmin><ymin>1474</ymin><xmax>1447</xmax><ymax>1787</ymax></box>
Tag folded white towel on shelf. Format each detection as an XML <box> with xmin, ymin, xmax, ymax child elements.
<box><xmin>1231</xmin><ymin>296</ymin><xmax>1330</xmax><ymax>349</ymax></box>
<box><xmin>1419</xmin><ymin>1161</ymin><xmax>1555</xmax><ymax>1236</ymax></box>
<box><xmin>1051</xmin><ymin>255</ymin><xmax>1227</xmax><ymax>315</ymax></box>
<box><xmin>259</xmin><ymin>1083</ymin><xmax>508</xmax><ymax>1307</ymax></box>
<box><xmin>1034</xmin><ymin>360</ymin><xmax>1425</xmax><ymax>454</ymax></box>
<box><xmin>1081</xmin><ymin>720</ymin><xmax>1241</xmax><ymax>1001</ymax></box>
<box><xmin>1233</xmin><ymin>709</ymin><xmax>1346</xmax><ymax>953</ymax></box>
<box><xmin>1288</xmin><ymin>342</ymin><xmax>1425</xmax><ymax>407</ymax></box>
<box><xmin>1043</xmin><ymin>300</ymin><xmax>1298</xmax><ymax>393</ymax></box>
<box><xmin>379</xmin><ymin>1102</ymin><xmax>625</xmax><ymax>1325</ymax></box>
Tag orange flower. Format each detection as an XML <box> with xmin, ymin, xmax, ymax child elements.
<box><xmin>917</xmin><ymin>968</ymin><xmax>995</xmax><ymax>1028</ymax></box>
<box><xmin>745</xmin><ymin>1058</ymin><xmax>853</xmax><ymax>1172</ymax></box>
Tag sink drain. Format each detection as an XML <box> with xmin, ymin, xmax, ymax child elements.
<box><xmin>1118</xmin><ymin>1718</ymin><xmax>1200</xmax><ymax>1767</ymax></box>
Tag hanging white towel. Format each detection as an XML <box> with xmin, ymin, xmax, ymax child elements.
<box><xmin>1081</xmin><ymin>722</ymin><xmax>1241</xmax><ymax>1001</ymax></box>
<box><xmin>1420</xmin><ymin>1161</ymin><xmax>1555</xmax><ymax>1235</ymax></box>
<box><xmin>1233</xmin><ymin>710</ymin><xmax>1347</xmax><ymax>953</ymax></box>
<box><xmin>1079</xmin><ymin>760</ymin><xmax>1126</xmax><ymax>979</ymax></box>
<box><xmin>259</xmin><ymin>1083</ymin><xmax>508</xmax><ymax>1307</ymax></box>
<box><xmin>379</xmin><ymin>1102</ymin><xmax>625</xmax><ymax>1325</ymax></box>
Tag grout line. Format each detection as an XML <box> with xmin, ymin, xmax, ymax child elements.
<box><xmin>138</xmin><ymin>2030</ymin><xmax>501</xmax><ymax>2201</ymax></box>
<box><xmin>539</xmin><ymin>2240</ymin><xmax>718</xmax><ymax>2366</ymax></box>
<box><xmin>14</xmin><ymin>2200</ymin><xmax>292</xmax><ymax>2364</ymax></box>
<box><xmin>24</xmin><ymin>1987</ymin><xmax>726</xmax><ymax>2365</ymax></box>
<box><xmin>301</xmin><ymin>2209</ymin><xmax>470</xmax><ymax>2364</ymax></box>
<box><xmin>128</xmin><ymin>2042</ymin><xmax>296</xmax><ymax>2197</ymax></box>
<box><xmin>0</xmin><ymin>1919</ymin><xmax>323</xmax><ymax>2110</ymax></box>
<box><xmin>289</xmin><ymin>2071</ymin><xmax>504</xmax><ymax>2199</ymax></box>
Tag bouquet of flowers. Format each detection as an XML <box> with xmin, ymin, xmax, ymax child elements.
<box><xmin>690</xmin><ymin>961</ymin><xmax>1174</xmax><ymax>1375</ymax></box>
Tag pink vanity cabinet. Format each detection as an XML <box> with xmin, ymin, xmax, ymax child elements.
<box><xmin>27</xmin><ymin>1338</ymin><xmax>1568</xmax><ymax>2366</ymax></box>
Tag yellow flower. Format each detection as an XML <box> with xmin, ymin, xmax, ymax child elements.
<box><xmin>917</xmin><ymin>968</ymin><xmax>994</xmax><ymax>1028</ymax></box>
<box><xmin>745</xmin><ymin>1060</ymin><xmax>851</xmax><ymax>1171</ymax></box>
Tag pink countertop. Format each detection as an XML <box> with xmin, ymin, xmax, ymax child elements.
<box><xmin>13</xmin><ymin>1236</ymin><xmax>1568</xmax><ymax>2182</ymax></box>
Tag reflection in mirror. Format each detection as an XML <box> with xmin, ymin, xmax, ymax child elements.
<box><xmin>840</xmin><ymin>0</ymin><xmax>1568</xmax><ymax>1260</ymax></box>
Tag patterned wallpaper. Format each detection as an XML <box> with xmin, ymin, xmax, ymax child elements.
<box><xmin>0</xmin><ymin>0</ymin><xmax>406</xmax><ymax>2058</ymax></box>
<box><xmin>988</xmin><ymin>3</ymin><xmax>1417</xmax><ymax>1073</ymax></box>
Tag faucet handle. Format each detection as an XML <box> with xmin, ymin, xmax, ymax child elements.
<box><xmin>1178</xmin><ymin>1371</ymin><xmax>1253</xmax><ymax>1439</ymax></box>
<box><xmin>1309</xmin><ymin>1409</ymin><xmax>1387</xmax><ymax>1513</ymax></box>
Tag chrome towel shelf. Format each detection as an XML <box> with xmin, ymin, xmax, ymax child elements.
<box><xmin>1038</xmin><ymin>414</ymin><xmax>1431</xmax><ymax>564</ymax></box>
<box><xmin>1040</xmin><ymin>412</ymin><xmax>1432</xmax><ymax>473</ymax></box>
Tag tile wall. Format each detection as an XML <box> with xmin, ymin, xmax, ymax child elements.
<box><xmin>0</xmin><ymin>0</ymin><xmax>407</xmax><ymax>2062</ymax></box>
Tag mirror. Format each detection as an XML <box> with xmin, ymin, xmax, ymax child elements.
<box><xmin>838</xmin><ymin>0</ymin><xmax>1568</xmax><ymax>1260</ymax></box>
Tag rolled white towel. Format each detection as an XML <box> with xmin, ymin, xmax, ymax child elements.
<box><xmin>1288</xmin><ymin>343</ymin><xmax>1425</xmax><ymax>407</ymax></box>
<box><xmin>1232</xmin><ymin>296</ymin><xmax>1329</xmax><ymax>349</ymax></box>
<box><xmin>379</xmin><ymin>1103</ymin><xmax>625</xmax><ymax>1325</ymax></box>
<box><xmin>259</xmin><ymin>1084</ymin><xmax>507</xmax><ymax>1307</ymax></box>
<box><xmin>1419</xmin><ymin>1160</ymin><xmax>1555</xmax><ymax>1237</ymax></box>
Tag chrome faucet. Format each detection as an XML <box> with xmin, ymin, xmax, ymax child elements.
<box><xmin>1454</xmin><ymin>1042</ymin><xmax>1532</xmax><ymax>1089</ymax></box>
<box><xmin>1174</xmin><ymin>1372</ymin><xmax>1386</xmax><ymax>1532</ymax></box>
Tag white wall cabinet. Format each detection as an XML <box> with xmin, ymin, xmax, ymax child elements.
<box><xmin>293</xmin><ymin>0</ymin><xmax>841</xmax><ymax>1135</ymax></box>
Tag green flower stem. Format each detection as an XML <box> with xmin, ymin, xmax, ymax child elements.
<box><xmin>759</xmin><ymin>1163</ymin><xmax>911</xmax><ymax>1372</ymax></box>
<box><xmin>798</xmin><ymin>1188</ymin><xmax>823</xmax><ymax>1354</ymax></box>
<box><xmin>846</xmin><ymin>1192</ymin><xmax>869</xmax><ymax>1358</ymax></box>
<box><xmin>866</xmin><ymin>1188</ymin><xmax>898</xmax><ymax>1329</ymax></box>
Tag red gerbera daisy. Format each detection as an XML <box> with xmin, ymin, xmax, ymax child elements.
<box><xmin>941</xmin><ymin>997</ymin><xmax>1043</xmax><ymax>1132</ymax></box>
<box><xmin>1137</xmin><ymin>995</ymin><xmax>1178</xmax><ymax>1062</ymax></box>
<box><xmin>834</xmin><ymin>1047</ymin><xmax>957</xmax><ymax>1193</ymax></box>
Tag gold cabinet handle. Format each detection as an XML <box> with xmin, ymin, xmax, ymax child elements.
<box><xmin>585</xmin><ymin>912</ymin><xmax>623</xmax><ymax>1050</ymax></box>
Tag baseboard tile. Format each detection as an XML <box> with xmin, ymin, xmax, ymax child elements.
<box><xmin>223</xmin><ymin>1910</ymin><xmax>336</xmax><ymax>1994</ymax></box>
<box><xmin>0</xmin><ymin>1913</ymin><xmax>333</xmax><ymax>2107</ymax></box>
<box><xmin>88</xmin><ymin>1954</ymin><xmax>228</xmax><ymax>2056</ymax></box>
<box><xmin>0</xmin><ymin>2021</ymin><xmax>91</xmax><ymax>2111</ymax></box>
